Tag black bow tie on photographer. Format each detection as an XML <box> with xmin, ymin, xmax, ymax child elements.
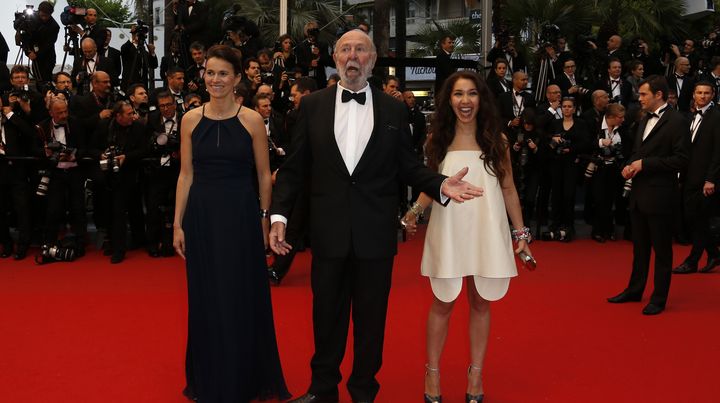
<box><xmin>675</xmin><ymin>74</ymin><xmax>684</xmax><ymax>80</ymax></box>
<box><xmin>694</xmin><ymin>110</ymin><xmax>703</xmax><ymax>116</ymax></box>
<box><xmin>165</xmin><ymin>118</ymin><xmax>174</xmax><ymax>124</ymax></box>
<box><xmin>341</xmin><ymin>90</ymin><xmax>366</xmax><ymax>105</ymax></box>
<box><xmin>54</xmin><ymin>124</ymin><xmax>64</xmax><ymax>129</ymax></box>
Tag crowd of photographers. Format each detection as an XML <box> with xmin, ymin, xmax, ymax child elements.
<box><xmin>1</xmin><ymin>1</ymin><xmax>717</xmax><ymax>272</ymax></box>
<box><xmin>0</xmin><ymin>0</ymin><xmax>355</xmax><ymax>264</ymax></box>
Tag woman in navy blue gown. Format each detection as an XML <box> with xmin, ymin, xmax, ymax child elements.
<box><xmin>173</xmin><ymin>45</ymin><xmax>290</xmax><ymax>402</ymax></box>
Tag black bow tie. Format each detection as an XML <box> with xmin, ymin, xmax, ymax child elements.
<box><xmin>165</xmin><ymin>118</ymin><xmax>174</xmax><ymax>124</ymax></box>
<box><xmin>515</xmin><ymin>91</ymin><xmax>524</xmax><ymax>97</ymax></box>
<box><xmin>54</xmin><ymin>124</ymin><xmax>64</xmax><ymax>129</ymax></box>
<box><xmin>694</xmin><ymin>109</ymin><xmax>704</xmax><ymax>116</ymax></box>
<box><xmin>198</xmin><ymin>65</ymin><xmax>204</xmax><ymax>70</ymax></box>
<box><xmin>341</xmin><ymin>90</ymin><xmax>366</xmax><ymax>105</ymax></box>
<box><xmin>647</xmin><ymin>112</ymin><xmax>659</xmax><ymax>119</ymax></box>
<box><xmin>611</xmin><ymin>79</ymin><xmax>620</xmax><ymax>84</ymax></box>
<box><xmin>675</xmin><ymin>74</ymin><xmax>685</xmax><ymax>80</ymax></box>
<box><xmin>263</xmin><ymin>118</ymin><xmax>269</xmax><ymax>125</ymax></box>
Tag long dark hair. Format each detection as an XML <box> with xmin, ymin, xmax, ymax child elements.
<box><xmin>427</xmin><ymin>71</ymin><xmax>507</xmax><ymax>184</ymax></box>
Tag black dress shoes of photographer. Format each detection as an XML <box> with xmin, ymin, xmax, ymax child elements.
<box><xmin>1</xmin><ymin>243</ymin><xmax>12</xmax><ymax>258</ymax></box>
<box><xmin>672</xmin><ymin>262</ymin><xmax>697</xmax><ymax>274</ymax></box>
<box><xmin>288</xmin><ymin>393</ymin><xmax>340</xmax><ymax>403</ymax></box>
<box><xmin>699</xmin><ymin>257</ymin><xmax>720</xmax><ymax>273</ymax></box>
<box><xmin>642</xmin><ymin>303</ymin><xmax>665</xmax><ymax>315</ymax></box>
<box><xmin>110</xmin><ymin>251</ymin><xmax>125</xmax><ymax>264</ymax></box>
<box><xmin>607</xmin><ymin>291</ymin><xmax>642</xmax><ymax>303</ymax></box>
<box><xmin>13</xmin><ymin>245</ymin><xmax>28</xmax><ymax>260</ymax></box>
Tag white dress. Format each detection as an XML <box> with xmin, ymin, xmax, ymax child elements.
<box><xmin>421</xmin><ymin>150</ymin><xmax>518</xmax><ymax>302</ymax></box>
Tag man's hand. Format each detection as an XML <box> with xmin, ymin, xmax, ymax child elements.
<box><xmin>187</xmin><ymin>81</ymin><xmax>199</xmax><ymax>91</ymax></box>
<box><xmin>441</xmin><ymin>166</ymin><xmax>484</xmax><ymax>203</ymax></box>
<box><xmin>622</xmin><ymin>160</ymin><xmax>642</xmax><ymax>179</ymax></box>
<box><xmin>115</xmin><ymin>154</ymin><xmax>126</xmax><ymax>166</ymax></box>
<box><xmin>510</xmin><ymin>117</ymin><xmax>520</xmax><ymax>127</ymax></box>
<box><xmin>269</xmin><ymin>221</ymin><xmax>293</xmax><ymax>255</ymax></box>
<box><xmin>100</xmin><ymin>109</ymin><xmax>113</xmax><ymax>119</ymax></box>
<box><xmin>704</xmin><ymin>181</ymin><xmax>715</xmax><ymax>197</ymax></box>
<box><xmin>2</xmin><ymin>106</ymin><xmax>12</xmax><ymax>116</ymax></box>
<box><xmin>147</xmin><ymin>44</ymin><xmax>156</xmax><ymax>55</ymax></box>
<box><xmin>601</xmin><ymin>138</ymin><xmax>612</xmax><ymax>147</ymax></box>
<box><xmin>27</xmin><ymin>51</ymin><xmax>37</xmax><ymax>60</ymax></box>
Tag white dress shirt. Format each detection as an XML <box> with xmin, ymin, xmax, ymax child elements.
<box><xmin>642</xmin><ymin>103</ymin><xmax>668</xmax><ymax>141</ymax></box>
<box><xmin>334</xmin><ymin>83</ymin><xmax>374</xmax><ymax>175</ymax></box>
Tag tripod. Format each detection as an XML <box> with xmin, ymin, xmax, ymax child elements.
<box><xmin>125</xmin><ymin>35</ymin><xmax>152</xmax><ymax>90</ymax></box>
<box><xmin>60</xmin><ymin>26</ymin><xmax>81</xmax><ymax>73</ymax></box>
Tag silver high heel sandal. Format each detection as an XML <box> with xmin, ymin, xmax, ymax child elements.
<box><xmin>466</xmin><ymin>364</ymin><xmax>484</xmax><ymax>403</ymax></box>
<box><xmin>424</xmin><ymin>364</ymin><xmax>442</xmax><ymax>403</ymax></box>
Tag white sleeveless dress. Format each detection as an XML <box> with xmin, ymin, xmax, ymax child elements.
<box><xmin>421</xmin><ymin>150</ymin><xmax>518</xmax><ymax>302</ymax></box>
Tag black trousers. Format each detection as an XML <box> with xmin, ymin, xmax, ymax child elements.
<box><xmin>591</xmin><ymin>164</ymin><xmax>620</xmax><ymax>237</ymax></box>
<box><xmin>0</xmin><ymin>165</ymin><xmax>32</xmax><ymax>247</ymax></box>
<box><xmin>145</xmin><ymin>167</ymin><xmax>177</xmax><ymax>248</ymax></box>
<box><xmin>108</xmin><ymin>171</ymin><xmax>144</xmax><ymax>253</ymax></box>
<box><xmin>550</xmin><ymin>157</ymin><xmax>578</xmax><ymax>231</ymax></box>
<box><xmin>684</xmin><ymin>192</ymin><xmax>719</xmax><ymax>265</ymax></box>
<box><xmin>309</xmin><ymin>254</ymin><xmax>393</xmax><ymax>402</ymax></box>
<box><xmin>627</xmin><ymin>209</ymin><xmax>673</xmax><ymax>306</ymax></box>
<box><xmin>43</xmin><ymin>168</ymin><xmax>86</xmax><ymax>245</ymax></box>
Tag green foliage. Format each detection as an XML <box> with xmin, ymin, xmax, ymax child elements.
<box><xmin>68</xmin><ymin>0</ymin><xmax>134</xmax><ymax>26</ymax></box>
<box><xmin>409</xmin><ymin>19</ymin><xmax>481</xmax><ymax>57</ymax></box>
<box><xmin>503</xmin><ymin>0</ymin><xmax>595</xmax><ymax>46</ymax></box>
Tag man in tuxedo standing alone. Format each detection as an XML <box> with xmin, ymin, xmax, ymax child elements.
<box><xmin>269</xmin><ymin>30</ymin><xmax>482</xmax><ymax>403</ymax></box>
<box><xmin>608</xmin><ymin>75</ymin><xmax>689</xmax><ymax>315</ymax></box>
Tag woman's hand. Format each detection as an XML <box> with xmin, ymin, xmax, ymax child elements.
<box><xmin>514</xmin><ymin>240</ymin><xmax>534</xmax><ymax>270</ymax></box>
<box><xmin>262</xmin><ymin>218</ymin><xmax>270</xmax><ymax>251</ymax></box>
<box><xmin>401</xmin><ymin>212</ymin><xmax>418</xmax><ymax>235</ymax></box>
<box><xmin>173</xmin><ymin>226</ymin><xmax>186</xmax><ymax>260</ymax></box>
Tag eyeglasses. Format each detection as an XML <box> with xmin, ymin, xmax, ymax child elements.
<box><xmin>158</xmin><ymin>103</ymin><xmax>175</xmax><ymax>109</ymax></box>
<box><xmin>564</xmin><ymin>64</ymin><xmax>576</xmax><ymax>68</ymax></box>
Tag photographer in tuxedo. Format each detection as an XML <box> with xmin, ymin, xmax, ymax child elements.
<box><xmin>69</xmin><ymin>71</ymin><xmax>113</xmax><ymax>132</ymax></box>
<box><xmin>597</xmin><ymin>58</ymin><xmax>633</xmax><ymax>106</ymax></box>
<box><xmin>667</xmin><ymin>57</ymin><xmax>696</xmax><ymax>112</ymax></box>
<box><xmin>145</xmin><ymin>92</ymin><xmax>182</xmax><ymax>257</ymax></box>
<box><xmin>71</xmin><ymin>38</ymin><xmax>119</xmax><ymax>95</ymax></box>
<box><xmin>672</xmin><ymin>82</ymin><xmax>720</xmax><ymax>274</ymax></box>
<box><xmin>498</xmin><ymin>71</ymin><xmax>535</xmax><ymax>131</ymax></box>
<box><xmin>608</xmin><ymin>75</ymin><xmax>689</xmax><ymax>315</ymax></box>
<box><xmin>72</xmin><ymin>8</ymin><xmax>106</xmax><ymax>53</ymax></box>
<box><xmin>0</xmin><ymin>96</ymin><xmax>35</xmax><ymax>259</ymax></box>
<box><xmin>89</xmin><ymin>101</ymin><xmax>149</xmax><ymax>263</ymax></box>
<box><xmin>269</xmin><ymin>29</ymin><xmax>482</xmax><ymax>403</ymax></box>
<box><xmin>35</xmin><ymin>98</ymin><xmax>88</xmax><ymax>256</ymax></box>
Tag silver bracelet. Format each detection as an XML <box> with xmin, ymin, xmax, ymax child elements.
<box><xmin>408</xmin><ymin>201</ymin><xmax>424</xmax><ymax>217</ymax></box>
<box><xmin>511</xmin><ymin>226</ymin><xmax>531</xmax><ymax>242</ymax></box>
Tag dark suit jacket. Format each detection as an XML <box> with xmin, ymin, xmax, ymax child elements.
<box><xmin>176</xmin><ymin>1</ymin><xmax>209</xmax><ymax>47</ymax></box>
<box><xmin>71</xmin><ymin>55</ymin><xmax>120</xmax><ymax>93</ymax></box>
<box><xmin>682</xmin><ymin>106</ymin><xmax>720</xmax><ymax>194</ymax></box>
<box><xmin>486</xmin><ymin>73</ymin><xmax>510</xmax><ymax>100</ymax></box>
<box><xmin>102</xmin><ymin>47</ymin><xmax>123</xmax><ymax>80</ymax></box>
<box><xmin>120</xmin><ymin>41</ymin><xmax>159</xmax><ymax>89</ymax></box>
<box><xmin>70</xmin><ymin>92</ymin><xmax>112</xmax><ymax>133</ymax></box>
<box><xmin>270</xmin><ymin>85</ymin><xmax>446</xmax><ymax>259</ymax></box>
<box><xmin>627</xmin><ymin>108</ymin><xmax>689</xmax><ymax>214</ymax></box>
<box><xmin>35</xmin><ymin>117</ymin><xmax>88</xmax><ymax>164</ymax></box>
<box><xmin>596</xmin><ymin>77</ymin><xmax>634</xmax><ymax>107</ymax></box>
<box><xmin>666</xmin><ymin>74</ymin><xmax>696</xmax><ymax>112</ymax></box>
<box><xmin>434</xmin><ymin>50</ymin><xmax>455</xmax><ymax>94</ymax></box>
<box><xmin>498</xmin><ymin>90</ymin><xmax>535</xmax><ymax>127</ymax></box>
<box><xmin>89</xmin><ymin>119</ymin><xmax>150</xmax><ymax>172</ymax></box>
<box><xmin>0</xmin><ymin>113</ymin><xmax>35</xmax><ymax>180</ymax></box>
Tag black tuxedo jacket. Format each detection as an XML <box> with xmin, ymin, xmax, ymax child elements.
<box><xmin>666</xmin><ymin>74</ymin><xmax>696</xmax><ymax>112</ymax></box>
<box><xmin>486</xmin><ymin>73</ymin><xmax>510</xmax><ymax>100</ymax></box>
<box><xmin>596</xmin><ymin>77</ymin><xmax>634</xmax><ymax>107</ymax></box>
<box><xmin>70</xmin><ymin>93</ymin><xmax>112</xmax><ymax>133</ymax></box>
<box><xmin>102</xmin><ymin>47</ymin><xmax>123</xmax><ymax>80</ymax></box>
<box><xmin>498</xmin><ymin>90</ymin><xmax>535</xmax><ymax>127</ymax></box>
<box><xmin>35</xmin><ymin>117</ymin><xmax>89</xmax><ymax>163</ymax></box>
<box><xmin>90</xmin><ymin>120</ymin><xmax>149</xmax><ymax>172</ymax></box>
<box><xmin>0</xmin><ymin>113</ymin><xmax>35</xmax><ymax>180</ymax></box>
<box><xmin>176</xmin><ymin>1</ymin><xmax>209</xmax><ymax>46</ymax></box>
<box><xmin>120</xmin><ymin>41</ymin><xmax>159</xmax><ymax>89</ymax></box>
<box><xmin>82</xmin><ymin>25</ymin><xmax>107</xmax><ymax>53</ymax></box>
<box><xmin>434</xmin><ymin>50</ymin><xmax>455</xmax><ymax>94</ymax></box>
<box><xmin>682</xmin><ymin>106</ymin><xmax>720</xmax><ymax>193</ymax></box>
<box><xmin>147</xmin><ymin>110</ymin><xmax>182</xmax><ymax>135</ymax></box>
<box><xmin>627</xmin><ymin>108</ymin><xmax>689</xmax><ymax>214</ymax></box>
<box><xmin>554</xmin><ymin>73</ymin><xmax>588</xmax><ymax>98</ymax></box>
<box><xmin>271</xmin><ymin>85</ymin><xmax>446</xmax><ymax>259</ymax></box>
<box><xmin>71</xmin><ymin>55</ymin><xmax>120</xmax><ymax>92</ymax></box>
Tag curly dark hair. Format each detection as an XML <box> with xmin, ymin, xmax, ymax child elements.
<box><xmin>427</xmin><ymin>71</ymin><xmax>507</xmax><ymax>184</ymax></box>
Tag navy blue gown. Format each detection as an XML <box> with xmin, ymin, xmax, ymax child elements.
<box><xmin>183</xmin><ymin>105</ymin><xmax>290</xmax><ymax>402</ymax></box>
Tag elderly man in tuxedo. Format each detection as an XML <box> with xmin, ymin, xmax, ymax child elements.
<box><xmin>608</xmin><ymin>75</ymin><xmax>689</xmax><ymax>315</ymax></box>
<box><xmin>269</xmin><ymin>30</ymin><xmax>482</xmax><ymax>403</ymax></box>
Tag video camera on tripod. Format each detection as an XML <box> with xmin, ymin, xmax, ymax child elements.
<box><xmin>13</xmin><ymin>5</ymin><xmax>39</xmax><ymax>52</ymax></box>
<box><xmin>134</xmin><ymin>20</ymin><xmax>151</xmax><ymax>44</ymax></box>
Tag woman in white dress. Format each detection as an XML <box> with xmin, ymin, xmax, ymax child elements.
<box><xmin>403</xmin><ymin>71</ymin><xmax>533</xmax><ymax>403</ymax></box>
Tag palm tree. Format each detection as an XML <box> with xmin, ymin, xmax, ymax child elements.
<box><xmin>229</xmin><ymin>0</ymin><xmax>345</xmax><ymax>46</ymax></box>
<box><xmin>409</xmin><ymin>19</ymin><xmax>482</xmax><ymax>58</ymax></box>
<box><xmin>594</xmin><ymin>0</ymin><xmax>687</xmax><ymax>46</ymax></box>
<box><xmin>502</xmin><ymin>0</ymin><xmax>595</xmax><ymax>48</ymax></box>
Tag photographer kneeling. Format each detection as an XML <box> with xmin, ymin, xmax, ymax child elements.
<box><xmin>90</xmin><ymin>101</ymin><xmax>149</xmax><ymax>263</ymax></box>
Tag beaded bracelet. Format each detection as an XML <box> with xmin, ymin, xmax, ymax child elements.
<box><xmin>511</xmin><ymin>226</ymin><xmax>532</xmax><ymax>242</ymax></box>
<box><xmin>408</xmin><ymin>201</ymin><xmax>424</xmax><ymax>217</ymax></box>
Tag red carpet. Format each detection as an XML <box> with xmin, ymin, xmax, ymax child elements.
<box><xmin>2</xmin><ymin>230</ymin><xmax>720</xmax><ymax>402</ymax></box>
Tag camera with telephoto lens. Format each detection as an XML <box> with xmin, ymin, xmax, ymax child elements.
<box><xmin>135</xmin><ymin>19</ymin><xmax>150</xmax><ymax>42</ymax></box>
<box><xmin>515</xmin><ymin>132</ymin><xmax>531</xmax><ymax>167</ymax></box>
<box><xmin>602</xmin><ymin>143</ymin><xmax>624</xmax><ymax>160</ymax></box>
<box><xmin>584</xmin><ymin>157</ymin><xmax>601</xmax><ymax>179</ymax></box>
<box><xmin>151</xmin><ymin>131</ymin><xmax>180</xmax><ymax>154</ymax></box>
<box><xmin>622</xmin><ymin>178</ymin><xmax>633</xmax><ymax>198</ymax></box>
<box><xmin>36</xmin><ymin>169</ymin><xmax>51</xmax><ymax>196</ymax></box>
<box><xmin>109</xmin><ymin>87</ymin><xmax>127</xmax><ymax>104</ymax></box>
<box><xmin>551</xmin><ymin>135</ymin><xmax>571</xmax><ymax>155</ymax></box>
<box><xmin>35</xmin><ymin>243</ymin><xmax>76</xmax><ymax>264</ymax></box>
<box><xmin>60</xmin><ymin>4</ymin><xmax>86</xmax><ymax>26</ymax></box>
<box><xmin>46</xmin><ymin>140</ymin><xmax>77</xmax><ymax>164</ymax></box>
<box><xmin>8</xmin><ymin>85</ymin><xmax>31</xmax><ymax>104</ymax></box>
<box><xmin>100</xmin><ymin>146</ymin><xmax>121</xmax><ymax>173</ymax></box>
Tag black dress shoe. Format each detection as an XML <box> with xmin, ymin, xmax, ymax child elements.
<box><xmin>13</xmin><ymin>245</ymin><xmax>28</xmax><ymax>260</ymax></box>
<box><xmin>148</xmin><ymin>248</ymin><xmax>160</xmax><ymax>258</ymax></box>
<box><xmin>288</xmin><ymin>393</ymin><xmax>339</xmax><ymax>403</ymax></box>
<box><xmin>110</xmin><ymin>251</ymin><xmax>125</xmax><ymax>264</ymax></box>
<box><xmin>607</xmin><ymin>291</ymin><xmax>642</xmax><ymax>303</ymax></box>
<box><xmin>268</xmin><ymin>267</ymin><xmax>282</xmax><ymax>285</ymax></box>
<box><xmin>1</xmin><ymin>244</ymin><xmax>13</xmax><ymax>258</ymax></box>
<box><xmin>699</xmin><ymin>257</ymin><xmax>720</xmax><ymax>273</ymax></box>
<box><xmin>592</xmin><ymin>234</ymin><xmax>606</xmax><ymax>243</ymax></box>
<box><xmin>672</xmin><ymin>262</ymin><xmax>697</xmax><ymax>274</ymax></box>
<box><xmin>642</xmin><ymin>303</ymin><xmax>665</xmax><ymax>315</ymax></box>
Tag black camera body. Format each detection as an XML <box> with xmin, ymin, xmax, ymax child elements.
<box><xmin>135</xmin><ymin>19</ymin><xmax>150</xmax><ymax>42</ymax></box>
<box><xmin>151</xmin><ymin>131</ymin><xmax>180</xmax><ymax>155</ymax></box>
<box><xmin>60</xmin><ymin>5</ymin><xmax>86</xmax><ymax>26</ymax></box>
<box><xmin>602</xmin><ymin>143</ymin><xmax>624</xmax><ymax>160</ymax></box>
<box><xmin>46</xmin><ymin>141</ymin><xmax>77</xmax><ymax>164</ymax></box>
<box><xmin>100</xmin><ymin>146</ymin><xmax>122</xmax><ymax>173</ymax></box>
<box><xmin>109</xmin><ymin>87</ymin><xmax>127</xmax><ymax>104</ymax></box>
<box><xmin>35</xmin><ymin>243</ymin><xmax>76</xmax><ymax>264</ymax></box>
<box><xmin>8</xmin><ymin>85</ymin><xmax>32</xmax><ymax>104</ymax></box>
